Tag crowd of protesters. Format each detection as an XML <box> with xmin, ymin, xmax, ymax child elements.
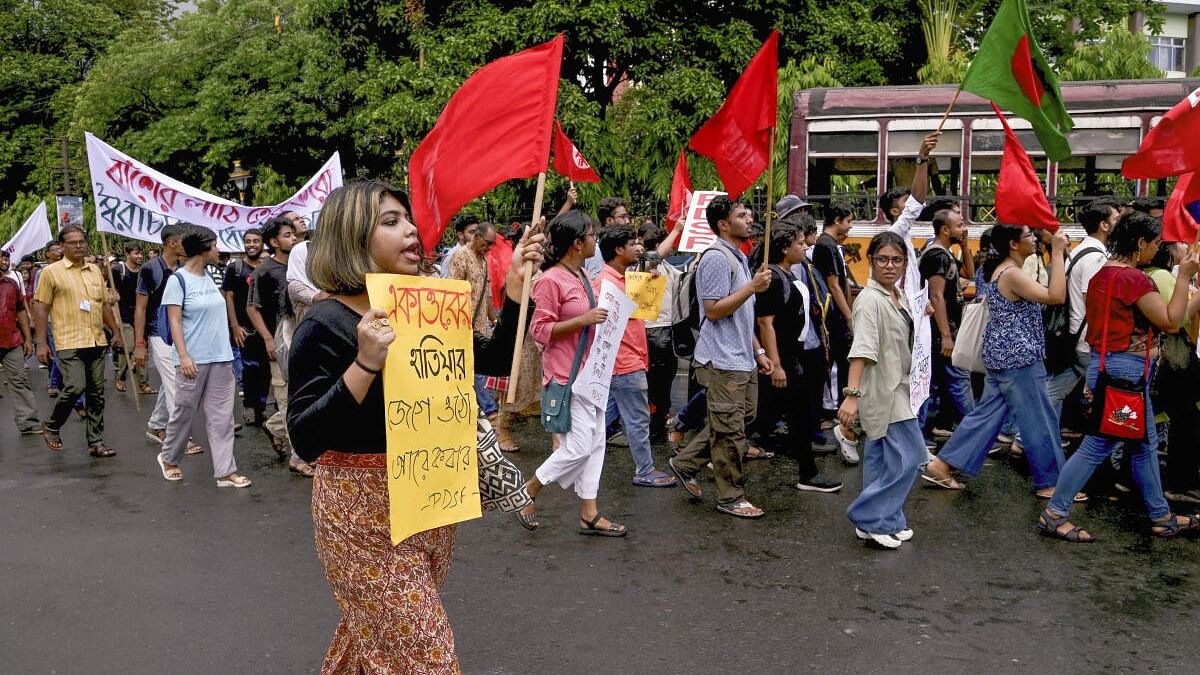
<box><xmin>7</xmin><ymin>143</ymin><xmax>1200</xmax><ymax>670</ymax></box>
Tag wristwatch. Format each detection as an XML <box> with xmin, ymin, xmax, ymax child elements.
<box><xmin>915</xmin><ymin>155</ymin><xmax>930</xmax><ymax>165</ymax></box>
<box><xmin>754</xmin><ymin>348</ymin><xmax>767</xmax><ymax>358</ymax></box>
<box><xmin>842</xmin><ymin>387</ymin><xmax>864</xmax><ymax>398</ymax></box>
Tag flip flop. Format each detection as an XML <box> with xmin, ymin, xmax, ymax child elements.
<box><xmin>42</xmin><ymin>423</ymin><xmax>63</xmax><ymax>452</ymax></box>
<box><xmin>517</xmin><ymin>503</ymin><xmax>540</xmax><ymax>531</ymax></box>
<box><xmin>157</xmin><ymin>452</ymin><xmax>183</xmax><ymax>481</ymax></box>
<box><xmin>920</xmin><ymin>473</ymin><xmax>966</xmax><ymax>490</ymax></box>
<box><xmin>114</xmin><ymin>380</ymin><xmax>127</xmax><ymax>393</ymax></box>
<box><xmin>138</xmin><ymin>384</ymin><xmax>158</xmax><ymax>395</ymax></box>
<box><xmin>716</xmin><ymin>499</ymin><xmax>765</xmax><ymax>519</ymax></box>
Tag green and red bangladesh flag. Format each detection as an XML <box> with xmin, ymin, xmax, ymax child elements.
<box><xmin>961</xmin><ymin>0</ymin><xmax>1073</xmax><ymax>162</ymax></box>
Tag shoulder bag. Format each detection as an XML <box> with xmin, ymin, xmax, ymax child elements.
<box><xmin>950</xmin><ymin>294</ymin><xmax>988</xmax><ymax>374</ymax></box>
<box><xmin>1086</xmin><ymin>273</ymin><xmax>1152</xmax><ymax>442</ymax></box>
<box><xmin>541</xmin><ymin>272</ymin><xmax>596</xmax><ymax>434</ymax></box>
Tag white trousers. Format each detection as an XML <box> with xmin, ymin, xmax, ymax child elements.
<box><xmin>148</xmin><ymin>335</ymin><xmax>178</xmax><ymax>430</ymax></box>
<box><xmin>535</xmin><ymin>391</ymin><xmax>607</xmax><ymax>500</ymax></box>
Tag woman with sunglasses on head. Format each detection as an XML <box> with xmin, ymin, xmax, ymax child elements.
<box><xmin>287</xmin><ymin>182</ymin><xmax>544</xmax><ymax>673</ymax></box>
<box><xmin>838</xmin><ymin>232</ymin><xmax>925</xmax><ymax>549</ymax></box>
<box><xmin>924</xmin><ymin>223</ymin><xmax>1076</xmax><ymax>500</ymax></box>
<box><xmin>1038</xmin><ymin>213</ymin><xmax>1200</xmax><ymax>543</ymax></box>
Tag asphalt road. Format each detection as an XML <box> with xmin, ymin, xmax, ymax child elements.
<box><xmin>3</xmin><ymin>361</ymin><xmax>1200</xmax><ymax>674</ymax></box>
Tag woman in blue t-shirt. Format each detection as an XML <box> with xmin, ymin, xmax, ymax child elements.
<box><xmin>156</xmin><ymin>225</ymin><xmax>249</xmax><ymax>488</ymax></box>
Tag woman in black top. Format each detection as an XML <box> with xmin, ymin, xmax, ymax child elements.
<box><xmin>287</xmin><ymin>181</ymin><xmax>544</xmax><ymax>673</ymax></box>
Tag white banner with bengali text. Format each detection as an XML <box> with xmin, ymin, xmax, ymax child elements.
<box><xmin>572</xmin><ymin>279</ymin><xmax>635</xmax><ymax>409</ymax></box>
<box><xmin>908</xmin><ymin>287</ymin><xmax>932</xmax><ymax>416</ymax></box>
<box><xmin>85</xmin><ymin>132</ymin><xmax>342</xmax><ymax>253</ymax></box>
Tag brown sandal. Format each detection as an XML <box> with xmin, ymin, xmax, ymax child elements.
<box><xmin>137</xmin><ymin>384</ymin><xmax>157</xmax><ymax>395</ymax></box>
<box><xmin>114</xmin><ymin>380</ymin><xmax>127</xmax><ymax>393</ymax></box>
<box><xmin>42</xmin><ymin>423</ymin><xmax>63</xmax><ymax>452</ymax></box>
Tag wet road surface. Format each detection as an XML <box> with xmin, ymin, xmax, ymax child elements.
<box><xmin>3</xmin><ymin>363</ymin><xmax>1200</xmax><ymax>674</ymax></box>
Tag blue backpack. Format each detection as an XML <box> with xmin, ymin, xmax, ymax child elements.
<box><xmin>155</xmin><ymin>272</ymin><xmax>187</xmax><ymax>347</ymax></box>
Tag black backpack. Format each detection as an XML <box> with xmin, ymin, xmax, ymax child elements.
<box><xmin>1044</xmin><ymin>246</ymin><xmax>1104</xmax><ymax>374</ymax></box>
<box><xmin>671</xmin><ymin>244</ymin><xmax>739</xmax><ymax>359</ymax></box>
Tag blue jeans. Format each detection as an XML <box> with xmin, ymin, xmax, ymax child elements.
<box><xmin>1048</xmin><ymin>352</ymin><xmax>1169</xmax><ymax>519</ymax></box>
<box><xmin>231</xmin><ymin>344</ymin><xmax>244</xmax><ymax>390</ymax></box>
<box><xmin>847</xmin><ymin>419</ymin><xmax>925</xmax><ymax>534</ymax></box>
<box><xmin>474</xmin><ymin>374</ymin><xmax>498</xmax><ymax>417</ymax></box>
<box><xmin>918</xmin><ymin>351</ymin><xmax>976</xmax><ymax>428</ymax></box>
<box><xmin>937</xmin><ymin>360</ymin><xmax>1065</xmax><ymax>490</ymax></box>
<box><xmin>607</xmin><ymin>370</ymin><xmax>655</xmax><ymax>477</ymax></box>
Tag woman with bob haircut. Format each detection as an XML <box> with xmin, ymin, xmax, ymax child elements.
<box><xmin>287</xmin><ymin>181</ymin><xmax>545</xmax><ymax>673</ymax></box>
<box><xmin>838</xmin><ymin>232</ymin><xmax>925</xmax><ymax>549</ymax></box>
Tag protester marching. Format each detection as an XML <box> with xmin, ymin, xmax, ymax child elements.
<box><xmin>7</xmin><ymin>1</ymin><xmax>1200</xmax><ymax>672</ymax></box>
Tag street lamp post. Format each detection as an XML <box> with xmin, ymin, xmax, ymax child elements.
<box><xmin>229</xmin><ymin>160</ymin><xmax>253</xmax><ymax>205</ymax></box>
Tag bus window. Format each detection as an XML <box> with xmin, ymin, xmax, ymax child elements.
<box><xmin>886</xmin><ymin>125</ymin><xmax>962</xmax><ymax>202</ymax></box>
<box><xmin>806</xmin><ymin>126</ymin><xmax>879</xmax><ymax>217</ymax></box>
<box><xmin>967</xmin><ymin>155</ymin><xmax>1050</xmax><ymax>224</ymax></box>
<box><xmin>1056</xmin><ymin>155</ymin><xmax>1136</xmax><ymax>222</ymax></box>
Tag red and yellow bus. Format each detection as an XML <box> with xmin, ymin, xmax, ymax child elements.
<box><xmin>788</xmin><ymin>78</ymin><xmax>1199</xmax><ymax>281</ymax></box>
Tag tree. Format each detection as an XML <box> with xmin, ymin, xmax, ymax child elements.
<box><xmin>0</xmin><ymin>0</ymin><xmax>169</xmax><ymax>197</ymax></box>
<box><xmin>917</xmin><ymin>0</ymin><xmax>969</xmax><ymax>84</ymax></box>
<box><xmin>1059</xmin><ymin>26</ymin><xmax>1165</xmax><ymax>81</ymax></box>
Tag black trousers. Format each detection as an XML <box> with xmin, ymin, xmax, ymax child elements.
<box><xmin>240</xmin><ymin>331</ymin><xmax>271</xmax><ymax>412</ymax></box>
<box><xmin>646</xmin><ymin>327</ymin><xmax>678</xmax><ymax>436</ymax></box>
<box><xmin>753</xmin><ymin>348</ymin><xmax>827</xmax><ymax>480</ymax></box>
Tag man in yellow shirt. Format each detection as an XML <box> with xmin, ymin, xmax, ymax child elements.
<box><xmin>32</xmin><ymin>226</ymin><xmax>123</xmax><ymax>456</ymax></box>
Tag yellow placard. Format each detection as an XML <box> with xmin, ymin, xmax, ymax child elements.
<box><xmin>366</xmin><ymin>274</ymin><xmax>481</xmax><ymax>545</ymax></box>
<box><xmin>624</xmin><ymin>271</ymin><xmax>668</xmax><ymax>321</ymax></box>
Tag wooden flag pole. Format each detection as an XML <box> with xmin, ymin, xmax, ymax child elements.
<box><xmin>936</xmin><ymin>87</ymin><xmax>963</xmax><ymax>133</ymax></box>
<box><xmin>98</xmin><ymin>230</ymin><xmax>140</xmax><ymax>412</ymax></box>
<box><xmin>505</xmin><ymin>171</ymin><xmax>547</xmax><ymax>405</ymax></box>
<box><xmin>760</xmin><ymin>125</ymin><xmax>778</xmax><ymax>271</ymax></box>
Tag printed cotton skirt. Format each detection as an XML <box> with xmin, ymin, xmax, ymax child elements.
<box><xmin>312</xmin><ymin>451</ymin><xmax>461</xmax><ymax>675</ymax></box>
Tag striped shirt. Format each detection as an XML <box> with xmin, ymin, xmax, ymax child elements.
<box><xmin>32</xmin><ymin>258</ymin><xmax>109</xmax><ymax>350</ymax></box>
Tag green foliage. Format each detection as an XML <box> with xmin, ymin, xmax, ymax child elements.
<box><xmin>1060</xmin><ymin>26</ymin><xmax>1165</xmax><ymax>81</ymax></box>
<box><xmin>918</xmin><ymin>0</ymin><xmax>968</xmax><ymax>84</ymax></box>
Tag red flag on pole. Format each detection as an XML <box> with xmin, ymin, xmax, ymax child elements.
<box><xmin>993</xmin><ymin>103</ymin><xmax>1059</xmax><ymax>231</ymax></box>
<box><xmin>688</xmin><ymin>31</ymin><xmax>779</xmax><ymax>200</ymax></box>
<box><xmin>552</xmin><ymin>120</ymin><xmax>601</xmax><ymax>183</ymax></box>
<box><xmin>409</xmin><ymin>35</ymin><xmax>564</xmax><ymax>250</ymax></box>
<box><xmin>1163</xmin><ymin>172</ymin><xmax>1200</xmax><ymax>242</ymax></box>
<box><xmin>665</xmin><ymin>149</ymin><xmax>692</xmax><ymax>231</ymax></box>
<box><xmin>1122</xmin><ymin>86</ymin><xmax>1200</xmax><ymax>179</ymax></box>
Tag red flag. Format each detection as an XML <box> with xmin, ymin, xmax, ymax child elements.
<box><xmin>552</xmin><ymin>120</ymin><xmax>601</xmax><ymax>183</ymax></box>
<box><xmin>665</xmin><ymin>149</ymin><xmax>692</xmax><ymax>231</ymax></box>
<box><xmin>1122</xmin><ymin>86</ymin><xmax>1200</xmax><ymax>179</ymax></box>
<box><xmin>486</xmin><ymin>228</ymin><xmax>515</xmax><ymax>309</ymax></box>
<box><xmin>409</xmin><ymin>35</ymin><xmax>564</xmax><ymax>250</ymax></box>
<box><xmin>688</xmin><ymin>31</ymin><xmax>778</xmax><ymax>200</ymax></box>
<box><xmin>993</xmin><ymin>103</ymin><xmax>1059</xmax><ymax>231</ymax></box>
<box><xmin>1163</xmin><ymin>173</ymin><xmax>1200</xmax><ymax>242</ymax></box>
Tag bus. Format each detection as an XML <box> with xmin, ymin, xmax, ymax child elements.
<box><xmin>789</xmin><ymin>78</ymin><xmax>1200</xmax><ymax>282</ymax></box>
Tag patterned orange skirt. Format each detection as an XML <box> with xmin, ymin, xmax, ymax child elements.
<box><xmin>312</xmin><ymin>451</ymin><xmax>461</xmax><ymax>675</ymax></box>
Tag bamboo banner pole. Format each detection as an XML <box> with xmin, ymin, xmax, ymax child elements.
<box><xmin>760</xmin><ymin>125</ymin><xmax>778</xmax><ymax>270</ymax></box>
<box><xmin>505</xmin><ymin>171</ymin><xmax>547</xmax><ymax>405</ymax></box>
<box><xmin>98</xmin><ymin>230</ymin><xmax>140</xmax><ymax>412</ymax></box>
<box><xmin>936</xmin><ymin>87</ymin><xmax>963</xmax><ymax>133</ymax></box>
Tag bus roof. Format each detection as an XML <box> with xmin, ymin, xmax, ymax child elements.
<box><xmin>794</xmin><ymin>78</ymin><xmax>1200</xmax><ymax>121</ymax></box>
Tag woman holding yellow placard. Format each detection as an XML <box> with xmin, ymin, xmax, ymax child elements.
<box><xmin>287</xmin><ymin>181</ymin><xmax>545</xmax><ymax>674</ymax></box>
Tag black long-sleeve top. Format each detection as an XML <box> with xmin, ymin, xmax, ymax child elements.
<box><xmin>287</xmin><ymin>295</ymin><xmax>530</xmax><ymax>464</ymax></box>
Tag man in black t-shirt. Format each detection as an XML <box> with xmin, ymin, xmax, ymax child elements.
<box><xmin>222</xmin><ymin>228</ymin><xmax>268</xmax><ymax>425</ymax></box>
<box><xmin>811</xmin><ymin>202</ymin><xmax>855</xmax><ymax>407</ymax></box>
<box><xmin>110</xmin><ymin>243</ymin><xmax>149</xmax><ymax>392</ymax></box>
<box><xmin>917</xmin><ymin>208</ymin><xmax>975</xmax><ymax>436</ymax></box>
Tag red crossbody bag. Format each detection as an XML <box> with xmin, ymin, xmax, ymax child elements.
<box><xmin>1086</xmin><ymin>273</ymin><xmax>1153</xmax><ymax>442</ymax></box>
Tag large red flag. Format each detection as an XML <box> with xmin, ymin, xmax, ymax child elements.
<box><xmin>409</xmin><ymin>35</ymin><xmax>564</xmax><ymax>250</ymax></box>
<box><xmin>993</xmin><ymin>103</ymin><xmax>1059</xmax><ymax>231</ymax></box>
<box><xmin>1163</xmin><ymin>173</ymin><xmax>1200</xmax><ymax>242</ymax></box>
<box><xmin>1122</xmin><ymin>86</ymin><xmax>1200</xmax><ymax>179</ymax></box>
<box><xmin>665</xmin><ymin>149</ymin><xmax>692</xmax><ymax>231</ymax></box>
<box><xmin>552</xmin><ymin>120</ymin><xmax>601</xmax><ymax>183</ymax></box>
<box><xmin>486</xmin><ymin>227</ymin><xmax>515</xmax><ymax>309</ymax></box>
<box><xmin>688</xmin><ymin>31</ymin><xmax>778</xmax><ymax>200</ymax></box>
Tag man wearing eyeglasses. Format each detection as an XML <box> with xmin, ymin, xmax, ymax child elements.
<box><xmin>584</xmin><ymin>197</ymin><xmax>631</xmax><ymax>279</ymax></box>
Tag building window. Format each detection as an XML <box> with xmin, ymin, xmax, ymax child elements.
<box><xmin>1148</xmin><ymin>36</ymin><xmax>1186</xmax><ymax>72</ymax></box>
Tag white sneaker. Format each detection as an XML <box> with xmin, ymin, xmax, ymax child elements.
<box><xmin>893</xmin><ymin>528</ymin><xmax>914</xmax><ymax>542</ymax></box>
<box><xmin>854</xmin><ymin>528</ymin><xmax>902</xmax><ymax>549</ymax></box>
<box><xmin>833</xmin><ymin>425</ymin><xmax>860</xmax><ymax>465</ymax></box>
